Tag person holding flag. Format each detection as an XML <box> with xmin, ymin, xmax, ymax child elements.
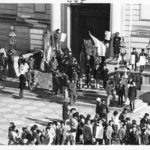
<box><xmin>41</xmin><ymin>29</ymin><xmax>52</xmax><ymax>71</ymax></box>
<box><xmin>89</xmin><ymin>31</ymin><xmax>106</xmax><ymax>62</ymax></box>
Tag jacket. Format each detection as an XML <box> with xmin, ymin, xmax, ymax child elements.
<box><xmin>83</xmin><ymin>124</ymin><xmax>93</xmax><ymax>141</ymax></box>
<box><xmin>105</xmin><ymin>125</ymin><xmax>114</xmax><ymax>139</ymax></box>
<box><xmin>118</xmin><ymin>127</ymin><xmax>127</xmax><ymax>141</ymax></box>
<box><xmin>128</xmin><ymin>85</ymin><xmax>137</xmax><ymax>101</ymax></box>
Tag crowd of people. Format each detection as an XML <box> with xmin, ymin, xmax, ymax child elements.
<box><xmin>8</xmin><ymin>103</ymin><xmax>150</xmax><ymax>145</ymax></box>
<box><xmin>0</xmin><ymin>30</ymin><xmax>149</xmax><ymax>145</ymax></box>
<box><xmin>0</xmin><ymin>38</ymin><xmax>146</xmax><ymax>110</ymax></box>
<box><xmin>0</xmin><ymin>31</ymin><xmax>147</xmax><ymax>102</ymax></box>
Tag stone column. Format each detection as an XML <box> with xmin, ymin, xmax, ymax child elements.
<box><xmin>67</xmin><ymin>5</ymin><xmax>71</xmax><ymax>51</ymax></box>
<box><xmin>51</xmin><ymin>4</ymin><xmax>61</xmax><ymax>31</ymax></box>
<box><xmin>110</xmin><ymin>2</ymin><xmax>121</xmax><ymax>57</ymax></box>
<box><xmin>110</xmin><ymin>3</ymin><xmax>121</xmax><ymax>34</ymax></box>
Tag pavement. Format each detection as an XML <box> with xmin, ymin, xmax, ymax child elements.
<box><xmin>0</xmin><ymin>77</ymin><xmax>150</xmax><ymax>145</ymax></box>
<box><xmin>0</xmin><ymin>78</ymin><xmax>96</xmax><ymax>145</ymax></box>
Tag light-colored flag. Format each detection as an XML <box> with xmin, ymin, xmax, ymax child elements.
<box><xmin>13</xmin><ymin>56</ymin><xmax>20</xmax><ymax>77</ymax></box>
<box><xmin>89</xmin><ymin>31</ymin><xmax>106</xmax><ymax>57</ymax></box>
<box><xmin>43</xmin><ymin>31</ymin><xmax>52</xmax><ymax>63</ymax></box>
<box><xmin>43</xmin><ymin>46</ymin><xmax>52</xmax><ymax>64</ymax></box>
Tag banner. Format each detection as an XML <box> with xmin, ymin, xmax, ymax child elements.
<box><xmin>43</xmin><ymin>31</ymin><xmax>52</xmax><ymax>63</ymax></box>
<box><xmin>89</xmin><ymin>31</ymin><xmax>106</xmax><ymax>57</ymax></box>
<box><xmin>60</xmin><ymin>33</ymin><xmax>66</xmax><ymax>42</ymax></box>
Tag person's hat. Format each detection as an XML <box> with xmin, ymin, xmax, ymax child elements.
<box><xmin>96</xmin><ymin>97</ymin><xmax>101</xmax><ymax>102</ymax></box>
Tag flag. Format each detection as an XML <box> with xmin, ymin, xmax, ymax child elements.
<box><xmin>43</xmin><ymin>30</ymin><xmax>52</xmax><ymax>63</ymax></box>
<box><xmin>13</xmin><ymin>56</ymin><xmax>20</xmax><ymax>77</ymax></box>
<box><xmin>43</xmin><ymin>46</ymin><xmax>52</xmax><ymax>63</ymax></box>
<box><xmin>89</xmin><ymin>31</ymin><xmax>106</xmax><ymax>57</ymax></box>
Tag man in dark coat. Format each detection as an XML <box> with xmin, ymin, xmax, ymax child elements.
<box><xmin>52</xmin><ymin>71</ymin><xmax>60</xmax><ymax>95</ymax></box>
<box><xmin>102</xmin><ymin>64</ymin><xmax>109</xmax><ymax>89</ymax></box>
<box><xmin>95</xmin><ymin>97</ymin><xmax>105</xmax><ymax>118</ymax></box>
<box><xmin>61</xmin><ymin>71</ymin><xmax>69</xmax><ymax>99</ymax></box>
<box><xmin>89</xmin><ymin>51</ymin><xmax>95</xmax><ymax>77</ymax></box>
<box><xmin>140</xmin><ymin>113</ymin><xmax>150</xmax><ymax>130</ymax></box>
<box><xmin>128</xmin><ymin>80</ymin><xmax>137</xmax><ymax>112</ymax></box>
<box><xmin>85</xmin><ymin>57</ymin><xmax>91</xmax><ymax>88</ymax></box>
<box><xmin>0</xmin><ymin>53</ymin><xmax>7</xmax><ymax>80</ymax></box>
<box><xmin>113</xmin><ymin>32</ymin><xmax>121</xmax><ymax>59</ymax></box>
<box><xmin>117</xmin><ymin>80</ymin><xmax>125</xmax><ymax>106</ymax></box>
<box><xmin>68</xmin><ymin>80</ymin><xmax>77</xmax><ymax>105</ymax></box>
<box><xmin>83</xmin><ymin>119</ymin><xmax>93</xmax><ymax>145</ymax></box>
<box><xmin>62</xmin><ymin>101</ymin><xmax>69</xmax><ymax>121</ymax></box>
<box><xmin>129</xmin><ymin>125</ymin><xmax>138</xmax><ymax>145</ymax></box>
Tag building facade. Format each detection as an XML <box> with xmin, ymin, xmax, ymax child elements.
<box><xmin>0</xmin><ymin>3</ymin><xmax>150</xmax><ymax>59</ymax></box>
<box><xmin>60</xmin><ymin>3</ymin><xmax>150</xmax><ymax>61</ymax></box>
<box><xmin>0</xmin><ymin>3</ymin><xmax>50</xmax><ymax>54</ymax></box>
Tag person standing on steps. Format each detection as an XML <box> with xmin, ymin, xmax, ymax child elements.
<box><xmin>18</xmin><ymin>59</ymin><xmax>29</xmax><ymax>98</ymax></box>
<box><xmin>139</xmin><ymin>49</ymin><xmax>147</xmax><ymax>72</ymax></box>
<box><xmin>128</xmin><ymin>80</ymin><xmax>137</xmax><ymax>112</ymax></box>
<box><xmin>68</xmin><ymin>79</ymin><xmax>77</xmax><ymax>105</ymax></box>
<box><xmin>131</xmin><ymin>48</ymin><xmax>138</xmax><ymax>71</ymax></box>
<box><xmin>102</xmin><ymin>64</ymin><xmax>109</xmax><ymax>90</ymax></box>
<box><xmin>113</xmin><ymin>32</ymin><xmax>121</xmax><ymax>60</ymax></box>
<box><xmin>61</xmin><ymin>70</ymin><xmax>69</xmax><ymax>100</ymax></box>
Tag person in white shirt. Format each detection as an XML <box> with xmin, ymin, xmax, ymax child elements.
<box><xmin>18</xmin><ymin>59</ymin><xmax>29</xmax><ymax>98</ymax></box>
<box><xmin>111</xmin><ymin>111</ymin><xmax>120</xmax><ymax>141</ymax></box>
<box><xmin>46</xmin><ymin>123</ymin><xmax>56</xmax><ymax>145</ymax></box>
<box><xmin>93</xmin><ymin>119</ymin><xmax>104</xmax><ymax>145</ymax></box>
<box><xmin>104</xmin><ymin>31</ymin><xmax>111</xmax><ymax>44</ymax></box>
<box><xmin>104</xmin><ymin>31</ymin><xmax>111</xmax><ymax>58</ymax></box>
<box><xmin>0</xmin><ymin>47</ymin><xmax>7</xmax><ymax>57</ymax></box>
<box><xmin>8</xmin><ymin>125</ymin><xmax>18</xmax><ymax>145</ymax></box>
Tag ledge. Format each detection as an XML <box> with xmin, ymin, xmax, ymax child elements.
<box><xmin>142</xmin><ymin>70</ymin><xmax>150</xmax><ymax>76</ymax></box>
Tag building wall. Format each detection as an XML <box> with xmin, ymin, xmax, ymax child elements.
<box><xmin>122</xmin><ymin>4</ymin><xmax>150</xmax><ymax>58</ymax></box>
<box><xmin>0</xmin><ymin>3</ymin><xmax>50</xmax><ymax>54</ymax></box>
<box><xmin>61</xmin><ymin>4</ymin><xmax>67</xmax><ymax>49</ymax></box>
<box><xmin>0</xmin><ymin>4</ymin><xmax>17</xmax><ymax>15</ymax></box>
<box><xmin>17</xmin><ymin>4</ymin><xmax>50</xmax><ymax>21</ymax></box>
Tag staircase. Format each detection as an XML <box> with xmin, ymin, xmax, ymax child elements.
<box><xmin>77</xmin><ymin>88</ymin><xmax>148</xmax><ymax>113</ymax></box>
<box><xmin>1</xmin><ymin>73</ymin><xmax>148</xmax><ymax>114</ymax></box>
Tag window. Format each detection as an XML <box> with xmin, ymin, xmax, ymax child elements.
<box><xmin>35</xmin><ymin>4</ymin><xmax>46</xmax><ymax>13</ymax></box>
<box><xmin>140</xmin><ymin>4</ymin><xmax>150</xmax><ymax>20</ymax></box>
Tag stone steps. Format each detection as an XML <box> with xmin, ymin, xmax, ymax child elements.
<box><xmin>0</xmin><ymin>86</ymin><xmax>96</xmax><ymax>108</ymax></box>
<box><xmin>77</xmin><ymin>89</ymin><xmax>148</xmax><ymax>113</ymax></box>
<box><xmin>1</xmin><ymin>77</ymin><xmax>148</xmax><ymax>114</ymax></box>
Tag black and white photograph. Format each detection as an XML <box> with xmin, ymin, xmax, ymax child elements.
<box><xmin>0</xmin><ymin>0</ymin><xmax>150</xmax><ymax>147</ymax></box>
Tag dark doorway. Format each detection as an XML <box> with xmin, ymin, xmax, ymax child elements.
<box><xmin>71</xmin><ymin>4</ymin><xmax>110</xmax><ymax>62</ymax></box>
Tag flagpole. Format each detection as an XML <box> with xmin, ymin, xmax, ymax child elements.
<box><xmin>67</xmin><ymin>4</ymin><xmax>71</xmax><ymax>51</ymax></box>
<box><xmin>129</xmin><ymin>3</ymin><xmax>133</xmax><ymax>61</ymax></box>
